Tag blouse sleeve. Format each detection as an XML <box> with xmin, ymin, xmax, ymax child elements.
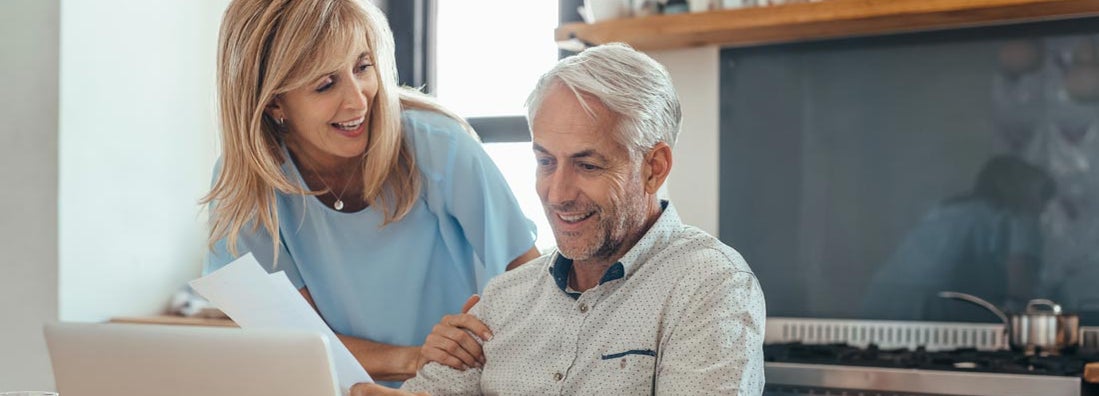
<box><xmin>443</xmin><ymin>129</ymin><xmax>538</xmax><ymax>274</ymax></box>
<box><xmin>203</xmin><ymin>159</ymin><xmax>305</xmax><ymax>289</ymax></box>
<box><xmin>204</xmin><ymin>223</ymin><xmax>305</xmax><ymax>289</ymax></box>
<box><xmin>406</xmin><ymin>110</ymin><xmax>538</xmax><ymax>278</ymax></box>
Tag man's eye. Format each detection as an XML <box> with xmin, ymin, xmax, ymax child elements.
<box><xmin>578</xmin><ymin>163</ymin><xmax>600</xmax><ymax>171</ymax></box>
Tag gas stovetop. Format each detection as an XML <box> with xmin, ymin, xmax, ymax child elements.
<box><xmin>765</xmin><ymin>342</ymin><xmax>1099</xmax><ymax>377</ymax></box>
<box><xmin>763</xmin><ymin>343</ymin><xmax>1099</xmax><ymax>396</ymax></box>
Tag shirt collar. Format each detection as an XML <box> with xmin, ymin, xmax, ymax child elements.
<box><xmin>550</xmin><ymin>255</ymin><xmax>625</xmax><ymax>299</ymax></box>
<box><xmin>548</xmin><ymin>200</ymin><xmax>680</xmax><ymax>298</ymax></box>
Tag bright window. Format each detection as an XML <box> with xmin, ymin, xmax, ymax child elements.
<box><xmin>435</xmin><ymin>1</ymin><xmax>559</xmax><ymax>117</ymax></box>
<box><xmin>481</xmin><ymin>143</ymin><xmax>554</xmax><ymax>252</ymax></box>
<box><xmin>436</xmin><ymin>1</ymin><xmax>559</xmax><ymax>252</ymax></box>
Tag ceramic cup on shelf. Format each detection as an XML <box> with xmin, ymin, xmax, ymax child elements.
<box><xmin>721</xmin><ymin>0</ymin><xmax>758</xmax><ymax>9</ymax></box>
<box><xmin>663</xmin><ymin>0</ymin><xmax>689</xmax><ymax>14</ymax></box>
<box><xmin>631</xmin><ymin>0</ymin><xmax>661</xmax><ymax>17</ymax></box>
<box><xmin>578</xmin><ymin>0</ymin><xmax>629</xmax><ymax>23</ymax></box>
<box><xmin>688</xmin><ymin>0</ymin><xmax>719</xmax><ymax>12</ymax></box>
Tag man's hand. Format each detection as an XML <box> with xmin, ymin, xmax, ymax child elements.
<box><xmin>350</xmin><ymin>383</ymin><xmax>428</xmax><ymax>396</ymax></box>
<box><xmin>416</xmin><ymin>295</ymin><xmax>492</xmax><ymax>370</ymax></box>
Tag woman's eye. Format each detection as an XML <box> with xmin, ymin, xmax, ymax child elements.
<box><xmin>315</xmin><ymin>76</ymin><xmax>335</xmax><ymax>92</ymax></box>
<box><xmin>355</xmin><ymin>62</ymin><xmax>373</xmax><ymax>73</ymax></box>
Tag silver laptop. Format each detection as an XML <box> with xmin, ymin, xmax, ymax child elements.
<box><xmin>44</xmin><ymin>322</ymin><xmax>341</xmax><ymax>396</ymax></box>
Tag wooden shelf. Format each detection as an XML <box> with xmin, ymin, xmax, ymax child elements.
<box><xmin>555</xmin><ymin>0</ymin><xmax>1099</xmax><ymax>51</ymax></box>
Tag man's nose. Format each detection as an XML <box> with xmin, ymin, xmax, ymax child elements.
<box><xmin>545</xmin><ymin>167</ymin><xmax>578</xmax><ymax>204</ymax></box>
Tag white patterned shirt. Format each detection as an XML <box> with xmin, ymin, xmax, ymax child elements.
<box><xmin>402</xmin><ymin>202</ymin><xmax>766</xmax><ymax>395</ymax></box>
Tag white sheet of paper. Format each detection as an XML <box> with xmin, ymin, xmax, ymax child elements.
<box><xmin>189</xmin><ymin>253</ymin><xmax>373</xmax><ymax>394</ymax></box>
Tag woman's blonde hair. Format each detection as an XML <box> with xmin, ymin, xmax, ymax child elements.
<box><xmin>203</xmin><ymin>0</ymin><xmax>473</xmax><ymax>258</ymax></box>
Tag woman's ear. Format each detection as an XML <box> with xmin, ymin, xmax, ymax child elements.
<box><xmin>265</xmin><ymin>98</ymin><xmax>286</xmax><ymax>124</ymax></box>
<box><xmin>642</xmin><ymin>142</ymin><xmax>673</xmax><ymax>195</ymax></box>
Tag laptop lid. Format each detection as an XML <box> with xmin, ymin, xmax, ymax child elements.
<box><xmin>44</xmin><ymin>322</ymin><xmax>341</xmax><ymax>396</ymax></box>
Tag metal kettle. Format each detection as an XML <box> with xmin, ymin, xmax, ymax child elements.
<box><xmin>938</xmin><ymin>291</ymin><xmax>1080</xmax><ymax>354</ymax></box>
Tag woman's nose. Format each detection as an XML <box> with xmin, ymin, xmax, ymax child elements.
<box><xmin>343</xmin><ymin>78</ymin><xmax>369</xmax><ymax>111</ymax></box>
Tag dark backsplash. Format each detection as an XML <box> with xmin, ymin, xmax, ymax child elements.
<box><xmin>719</xmin><ymin>18</ymin><xmax>1099</xmax><ymax>325</ymax></box>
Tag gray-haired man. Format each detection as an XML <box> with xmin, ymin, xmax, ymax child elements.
<box><xmin>354</xmin><ymin>43</ymin><xmax>766</xmax><ymax>395</ymax></box>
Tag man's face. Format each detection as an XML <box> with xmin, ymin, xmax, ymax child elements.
<box><xmin>531</xmin><ymin>84</ymin><xmax>651</xmax><ymax>262</ymax></box>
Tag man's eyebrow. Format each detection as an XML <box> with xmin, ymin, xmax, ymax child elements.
<box><xmin>569</xmin><ymin>149</ymin><xmax>606</xmax><ymax>162</ymax></box>
<box><xmin>532</xmin><ymin>144</ymin><xmax>607</xmax><ymax>162</ymax></box>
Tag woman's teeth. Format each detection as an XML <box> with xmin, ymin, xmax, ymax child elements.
<box><xmin>333</xmin><ymin>117</ymin><xmax>364</xmax><ymax>130</ymax></box>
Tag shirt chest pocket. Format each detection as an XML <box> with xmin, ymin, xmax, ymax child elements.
<box><xmin>591</xmin><ymin>349</ymin><xmax>657</xmax><ymax>394</ymax></box>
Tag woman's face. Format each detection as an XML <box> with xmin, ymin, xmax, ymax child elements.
<box><xmin>271</xmin><ymin>51</ymin><xmax>379</xmax><ymax>169</ymax></box>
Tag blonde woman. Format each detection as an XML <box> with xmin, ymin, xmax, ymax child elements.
<box><xmin>202</xmin><ymin>0</ymin><xmax>540</xmax><ymax>386</ymax></box>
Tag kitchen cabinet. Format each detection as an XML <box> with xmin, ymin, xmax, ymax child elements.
<box><xmin>555</xmin><ymin>0</ymin><xmax>1099</xmax><ymax>51</ymax></box>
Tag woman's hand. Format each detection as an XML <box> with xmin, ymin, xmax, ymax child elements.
<box><xmin>417</xmin><ymin>295</ymin><xmax>493</xmax><ymax>371</ymax></box>
<box><xmin>350</xmin><ymin>383</ymin><xmax>428</xmax><ymax>396</ymax></box>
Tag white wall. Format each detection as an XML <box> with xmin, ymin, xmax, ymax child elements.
<box><xmin>0</xmin><ymin>0</ymin><xmax>61</xmax><ymax>390</ymax></box>
<box><xmin>58</xmin><ymin>0</ymin><xmax>228</xmax><ymax>322</ymax></box>
<box><xmin>650</xmin><ymin>47</ymin><xmax>721</xmax><ymax>235</ymax></box>
<box><xmin>0</xmin><ymin>0</ymin><xmax>227</xmax><ymax>389</ymax></box>
<box><xmin>0</xmin><ymin>1</ymin><xmax>719</xmax><ymax>388</ymax></box>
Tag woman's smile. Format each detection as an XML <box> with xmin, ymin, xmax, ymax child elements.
<box><xmin>332</xmin><ymin>115</ymin><xmax>367</xmax><ymax>138</ymax></box>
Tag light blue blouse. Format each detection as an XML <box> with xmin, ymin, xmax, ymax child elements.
<box><xmin>206</xmin><ymin>109</ymin><xmax>536</xmax><ymax>355</ymax></box>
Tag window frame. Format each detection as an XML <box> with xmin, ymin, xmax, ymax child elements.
<box><xmin>388</xmin><ymin>0</ymin><xmax>585</xmax><ymax>143</ymax></box>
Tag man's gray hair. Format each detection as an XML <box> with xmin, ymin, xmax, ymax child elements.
<box><xmin>526</xmin><ymin>43</ymin><xmax>682</xmax><ymax>154</ymax></box>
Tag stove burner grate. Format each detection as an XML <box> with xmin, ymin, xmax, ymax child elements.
<box><xmin>765</xmin><ymin>342</ymin><xmax>1099</xmax><ymax>376</ymax></box>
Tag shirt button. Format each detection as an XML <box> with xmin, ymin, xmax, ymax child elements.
<box><xmin>553</xmin><ymin>372</ymin><xmax>564</xmax><ymax>381</ymax></box>
<box><xmin>579</xmin><ymin>303</ymin><xmax>589</xmax><ymax>313</ymax></box>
